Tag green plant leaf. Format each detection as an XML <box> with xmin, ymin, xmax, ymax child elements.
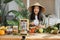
<box><xmin>7</xmin><ymin>10</ymin><xmax>23</xmax><ymax>19</ymax></box>
<box><xmin>7</xmin><ymin>18</ymin><xmax>20</xmax><ymax>26</ymax></box>
<box><xmin>7</xmin><ymin>20</ymin><xmax>18</xmax><ymax>26</ymax></box>
<box><xmin>14</xmin><ymin>0</ymin><xmax>25</xmax><ymax>9</ymax></box>
<box><xmin>21</xmin><ymin>9</ymin><xmax>29</xmax><ymax>19</ymax></box>
<box><xmin>4</xmin><ymin>0</ymin><xmax>13</xmax><ymax>3</ymax></box>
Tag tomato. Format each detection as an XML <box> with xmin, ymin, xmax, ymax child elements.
<box><xmin>29</xmin><ymin>28</ymin><xmax>35</xmax><ymax>33</ymax></box>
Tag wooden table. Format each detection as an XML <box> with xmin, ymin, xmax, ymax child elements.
<box><xmin>0</xmin><ymin>33</ymin><xmax>60</xmax><ymax>40</ymax></box>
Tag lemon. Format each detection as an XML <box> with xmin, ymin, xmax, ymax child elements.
<box><xmin>39</xmin><ymin>28</ymin><xmax>43</xmax><ymax>33</ymax></box>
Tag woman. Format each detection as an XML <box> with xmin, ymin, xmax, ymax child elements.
<box><xmin>28</xmin><ymin>3</ymin><xmax>46</xmax><ymax>26</ymax></box>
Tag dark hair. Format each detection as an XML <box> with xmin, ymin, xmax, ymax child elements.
<box><xmin>30</xmin><ymin>6</ymin><xmax>43</xmax><ymax>21</ymax></box>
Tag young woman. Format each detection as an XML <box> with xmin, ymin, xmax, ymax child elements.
<box><xmin>28</xmin><ymin>3</ymin><xmax>46</xmax><ymax>26</ymax></box>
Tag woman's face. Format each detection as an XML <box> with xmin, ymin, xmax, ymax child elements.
<box><xmin>34</xmin><ymin>6</ymin><xmax>40</xmax><ymax>15</ymax></box>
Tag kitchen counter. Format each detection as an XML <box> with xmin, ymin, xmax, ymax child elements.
<box><xmin>0</xmin><ymin>33</ymin><xmax>60</xmax><ymax>40</ymax></box>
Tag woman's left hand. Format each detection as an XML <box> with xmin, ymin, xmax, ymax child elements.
<box><xmin>38</xmin><ymin>25</ymin><xmax>45</xmax><ymax>28</ymax></box>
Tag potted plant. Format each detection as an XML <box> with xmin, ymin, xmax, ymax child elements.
<box><xmin>0</xmin><ymin>0</ymin><xmax>29</xmax><ymax>25</ymax></box>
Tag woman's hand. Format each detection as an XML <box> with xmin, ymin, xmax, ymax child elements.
<box><xmin>38</xmin><ymin>25</ymin><xmax>45</xmax><ymax>28</ymax></box>
<box><xmin>30</xmin><ymin>22</ymin><xmax>35</xmax><ymax>25</ymax></box>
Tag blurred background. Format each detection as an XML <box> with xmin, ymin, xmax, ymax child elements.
<box><xmin>0</xmin><ymin>0</ymin><xmax>60</xmax><ymax>26</ymax></box>
<box><xmin>8</xmin><ymin>0</ymin><xmax>60</xmax><ymax>18</ymax></box>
